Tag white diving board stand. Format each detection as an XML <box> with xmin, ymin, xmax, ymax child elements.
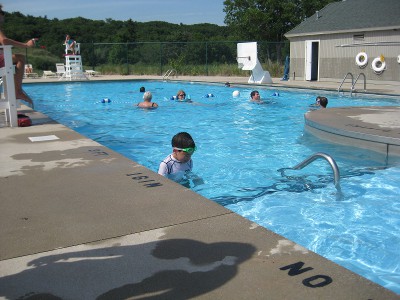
<box><xmin>237</xmin><ymin>42</ymin><xmax>273</xmax><ymax>84</ymax></box>
<box><xmin>0</xmin><ymin>45</ymin><xmax>18</xmax><ymax>127</ymax></box>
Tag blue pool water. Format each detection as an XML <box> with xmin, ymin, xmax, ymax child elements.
<box><xmin>25</xmin><ymin>81</ymin><xmax>400</xmax><ymax>293</ymax></box>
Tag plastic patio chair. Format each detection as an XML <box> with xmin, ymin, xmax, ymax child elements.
<box><xmin>56</xmin><ymin>63</ymin><xmax>66</xmax><ymax>77</ymax></box>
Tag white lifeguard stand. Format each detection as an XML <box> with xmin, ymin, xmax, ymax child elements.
<box><xmin>59</xmin><ymin>42</ymin><xmax>87</xmax><ymax>81</ymax></box>
<box><xmin>237</xmin><ymin>42</ymin><xmax>273</xmax><ymax>84</ymax></box>
<box><xmin>63</xmin><ymin>55</ymin><xmax>87</xmax><ymax>81</ymax></box>
<box><xmin>0</xmin><ymin>45</ymin><xmax>19</xmax><ymax>127</ymax></box>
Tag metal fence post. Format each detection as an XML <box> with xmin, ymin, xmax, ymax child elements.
<box><xmin>91</xmin><ymin>41</ymin><xmax>95</xmax><ymax>70</ymax></box>
<box><xmin>160</xmin><ymin>42</ymin><xmax>163</xmax><ymax>76</ymax></box>
<box><xmin>126</xmin><ymin>42</ymin><xmax>129</xmax><ymax>75</ymax></box>
<box><xmin>205</xmin><ymin>41</ymin><xmax>208</xmax><ymax>76</ymax></box>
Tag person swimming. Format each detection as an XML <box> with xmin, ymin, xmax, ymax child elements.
<box><xmin>137</xmin><ymin>91</ymin><xmax>158</xmax><ymax>108</ymax></box>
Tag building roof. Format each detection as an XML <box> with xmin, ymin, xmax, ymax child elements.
<box><xmin>285</xmin><ymin>0</ymin><xmax>400</xmax><ymax>38</ymax></box>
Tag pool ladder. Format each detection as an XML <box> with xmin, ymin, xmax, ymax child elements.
<box><xmin>338</xmin><ymin>72</ymin><xmax>366</xmax><ymax>96</ymax></box>
<box><xmin>282</xmin><ymin>152</ymin><xmax>341</xmax><ymax>190</ymax></box>
<box><xmin>163</xmin><ymin>69</ymin><xmax>177</xmax><ymax>81</ymax></box>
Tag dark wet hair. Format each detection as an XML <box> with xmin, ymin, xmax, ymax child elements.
<box><xmin>250</xmin><ymin>90</ymin><xmax>259</xmax><ymax>98</ymax></box>
<box><xmin>171</xmin><ymin>132</ymin><xmax>195</xmax><ymax>148</ymax></box>
<box><xmin>316</xmin><ymin>96</ymin><xmax>328</xmax><ymax>108</ymax></box>
<box><xmin>139</xmin><ymin>86</ymin><xmax>145</xmax><ymax>92</ymax></box>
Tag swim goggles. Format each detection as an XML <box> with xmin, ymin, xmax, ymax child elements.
<box><xmin>173</xmin><ymin>147</ymin><xmax>196</xmax><ymax>154</ymax></box>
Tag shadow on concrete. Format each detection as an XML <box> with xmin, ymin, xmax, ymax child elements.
<box><xmin>0</xmin><ymin>239</ymin><xmax>255</xmax><ymax>299</ymax></box>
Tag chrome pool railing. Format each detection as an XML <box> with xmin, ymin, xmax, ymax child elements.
<box><xmin>338</xmin><ymin>72</ymin><xmax>354</xmax><ymax>95</ymax></box>
<box><xmin>351</xmin><ymin>72</ymin><xmax>367</xmax><ymax>96</ymax></box>
<box><xmin>162</xmin><ymin>69</ymin><xmax>177</xmax><ymax>81</ymax></box>
<box><xmin>282</xmin><ymin>152</ymin><xmax>341</xmax><ymax>190</ymax></box>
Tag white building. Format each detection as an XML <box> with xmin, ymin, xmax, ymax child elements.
<box><xmin>284</xmin><ymin>0</ymin><xmax>400</xmax><ymax>82</ymax></box>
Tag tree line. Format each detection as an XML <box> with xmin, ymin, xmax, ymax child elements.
<box><xmin>3</xmin><ymin>1</ymin><xmax>336</xmax><ymax>74</ymax></box>
<box><xmin>4</xmin><ymin>11</ymin><xmax>237</xmax><ymax>60</ymax></box>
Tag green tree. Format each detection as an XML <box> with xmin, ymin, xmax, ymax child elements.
<box><xmin>223</xmin><ymin>0</ymin><xmax>337</xmax><ymax>60</ymax></box>
<box><xmin>2</xmin><ymin>7</ymin><xmax>248</xmax><ymax>74</ymax></box>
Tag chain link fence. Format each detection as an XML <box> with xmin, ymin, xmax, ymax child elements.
<box><xmin>24</xmin><ymin>41</ymin><xmax>289</xmax><ymax>77</ymax></box>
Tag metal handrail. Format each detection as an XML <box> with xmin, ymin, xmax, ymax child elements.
<box><xmin>286</xmin><ymin>152</ymin><xmax>341</xmax><ymax>190</ymax></box>
<box><xmin>351</xmin><ymin>73</ymin><xmax>367</xmax><ymax>96</ymax></box>
<box><xmin>338</xmin><ymin>72</ymin><xmax>354</xmax><ymax>94</ymax></box>
<box><xmin>162</xmin><ymin>69</ymin><xmax>176</xmax><ymax>81</ymax></box>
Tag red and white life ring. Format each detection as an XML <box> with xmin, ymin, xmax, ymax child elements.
<box><xmin>371</xmin><ymin>56</ymin><xmax>386</xmax><ymax>74</ymax></box>
<box><xmin>355</xmin><ymin>52</ymin><xmax>368</xmax><ymax>68</ymax></box>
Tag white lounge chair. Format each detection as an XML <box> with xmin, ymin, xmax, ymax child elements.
<box><xmin>42</xmin><ymin>70</ymin><xmax>57</xmax><ymax>78</ymax></box>
<box><xmin>85</xmin><ymin>70</ymin><xmax>100</xmax><ymax>77</ymax></box>
<box><xmin>56</xmin><ymin>63</ymin><xmax>65</xmax><ymax>77</ymax></box>
<box><xmin>24</xmin><ymin>64</ymin><xmax>39</xmax><ymax>79</ymax></box>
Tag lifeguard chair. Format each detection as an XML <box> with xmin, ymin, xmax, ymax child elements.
<box><xmin>237</xmin><ymin>42</ymin><xmax>273</xmax><ymax>84</ymax></box>
<box><xmin>63</xmin><ymin>55</ymin><xmax>87</xmax><ymax>80</ymax></box>
<box><xmin>64</xmin><ymin>40</ymin><xmax>80</xmax><ymax>55</ymax></box>
<box><xmin>59</xmin><ymin>40</ymin><xmax>87</xmax><ymax>81</ymax></box>
<box><xmin>0</xmin><ymin>45</ymin><xmax>18</xmax><ymax>127</ymax></box>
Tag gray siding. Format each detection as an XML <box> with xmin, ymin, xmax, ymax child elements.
<box><xmin>288</xmin><ymin>30</ymin><xmax>400</xmax><ymax>82</ymax></box>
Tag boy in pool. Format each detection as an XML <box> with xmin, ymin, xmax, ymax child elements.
<box><xmin>158</xmin><ymin>132</ymin><xmax>196</xmax><ymax>182</ymax></box>
<box><xmin>250</xmin><ymin>90</ymin><xmax>265</xmax><ymax>104</ymax></box>
<box><xmin>310</xmin><ymin>96</ymin><xmax>328</xmax><ymax>109</ymax></box>
<box><xmin>316</xmin><ymin>96</ymin><xmax>328</xmax><ymax>108</ymax></box>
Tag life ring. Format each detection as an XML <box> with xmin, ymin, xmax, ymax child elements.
<box><xmin>371</xmin><ymin>56</ymin><xmax>386</xmax><ymax>74</ymax></box>
<box><xmin>355</xmin><ymin>52</ymin><xmax>368</xmax><ymax>68</ymax></box>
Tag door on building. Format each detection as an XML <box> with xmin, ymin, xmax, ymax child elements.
<box><xmin>305</xmin><ymin>40</ymin><xmax>319</xmax><ymax>81</ymax></box>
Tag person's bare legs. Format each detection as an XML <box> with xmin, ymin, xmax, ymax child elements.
<box><xmin>13</xmin><ymin>53</ymin><xmax>34</xmax><ymax>108</ymax></box>
<box><xmin>70</xmin><ymin>43</ymin><xmax>76</xmax><ymax>55</ymax></box>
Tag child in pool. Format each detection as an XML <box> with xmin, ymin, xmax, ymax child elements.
<box><xmin>158</xmin><ymin>132</ymin><xmax>196</xmax><ymax>182</ymax></box>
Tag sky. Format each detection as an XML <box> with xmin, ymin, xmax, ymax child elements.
<box><xmin>2</xmin><ymin>0</ymin><xmax>226</xmax><ymax>26</ymax></box>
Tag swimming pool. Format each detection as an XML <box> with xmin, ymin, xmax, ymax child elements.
<box><xmin>25</xmin><ymin>80</ymin><xmax>400</xmax><ymax>294</ymax></box>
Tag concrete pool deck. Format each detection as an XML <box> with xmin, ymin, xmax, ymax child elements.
<box><xmin>0</xmin><ymin>76</ymin><xmax>399</xmax><ymax>299</ymax></box>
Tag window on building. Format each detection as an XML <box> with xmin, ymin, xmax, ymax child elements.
<box><xmin>353</xmin><ymin>34</ymin><xmax>365</xmax><ymax>41</ymax></box>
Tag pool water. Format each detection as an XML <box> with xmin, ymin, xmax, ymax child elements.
<box><xmin>25</xmin><ymin>81</ymin><xmax>400</xmax><ymax>294</ymax></box>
